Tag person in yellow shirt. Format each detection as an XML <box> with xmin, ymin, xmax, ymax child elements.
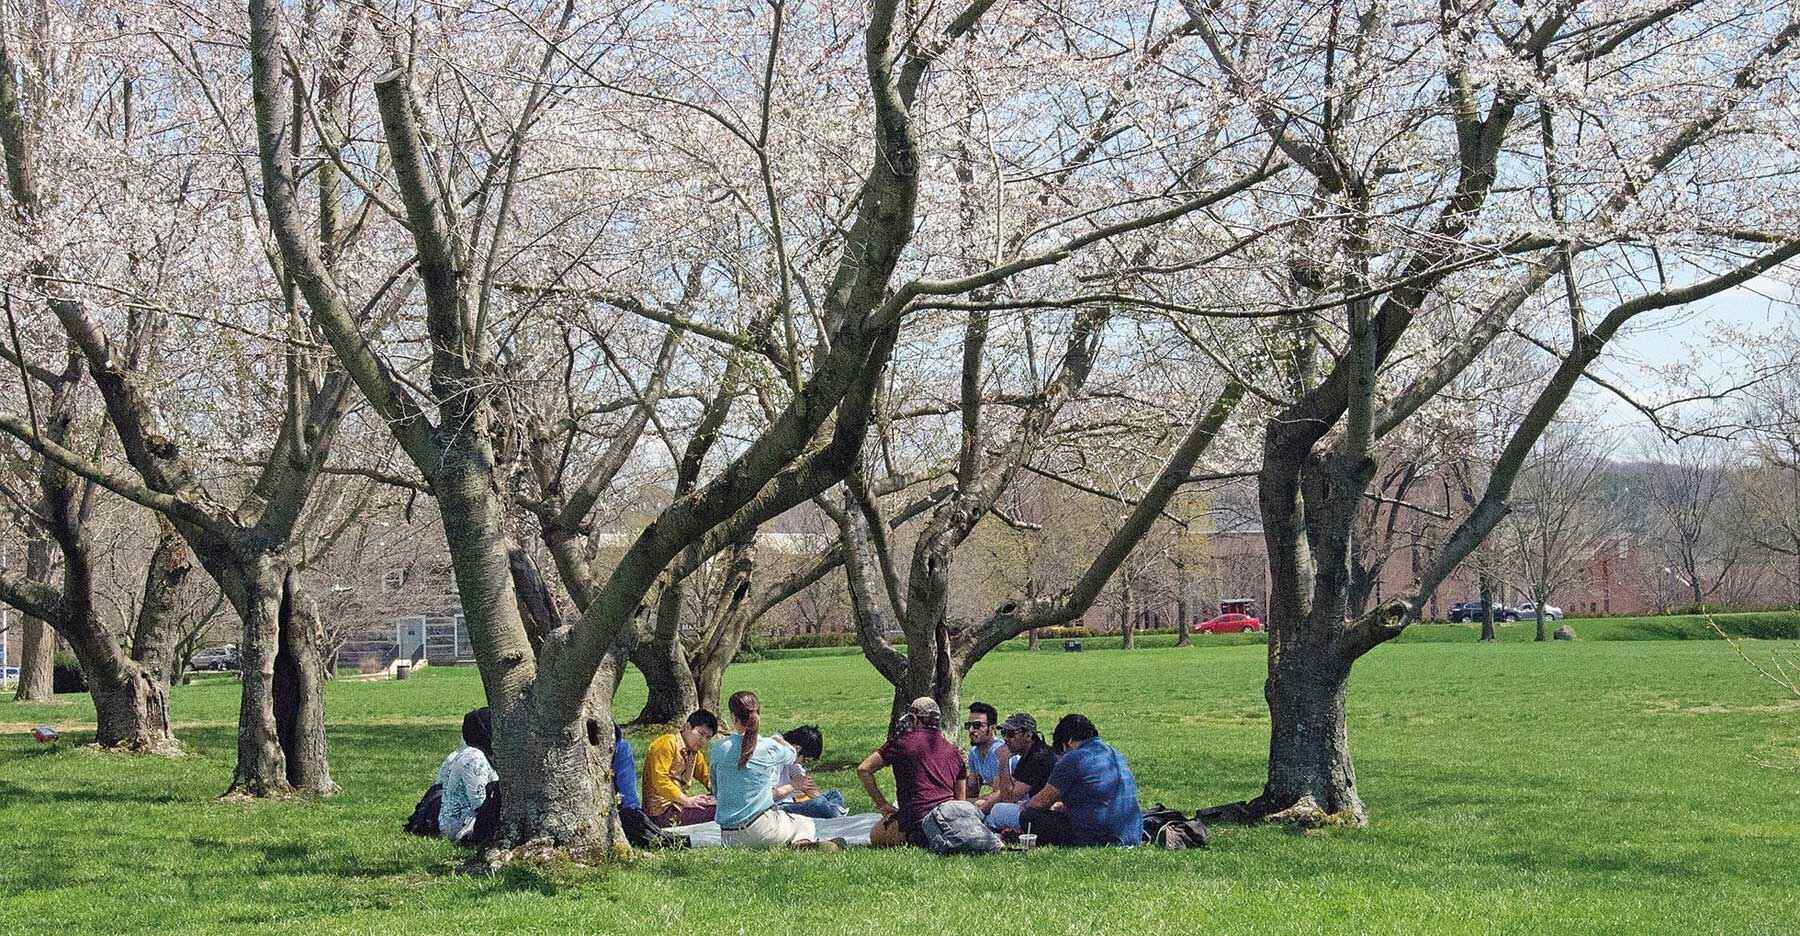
<box><xmin>641</xmin><ymin>710</ymin><xmax>719</xmax><ymax>826</ymax></box>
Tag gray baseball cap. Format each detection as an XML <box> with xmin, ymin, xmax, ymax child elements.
<box><xmin>999</xmin><ymin>712</ymin><xmax>1037</xmax><ymax>736</ymax></box>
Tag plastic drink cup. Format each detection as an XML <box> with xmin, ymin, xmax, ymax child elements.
<box><xmin>1018</xmin><ymin>833</ymin><xmax>1037</xmax><ymax>850</ymax></box>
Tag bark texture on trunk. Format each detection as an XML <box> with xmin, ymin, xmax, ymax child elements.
<box><xmin>223</xmin><ymin>560</ymin><xmax>336</xmax><ymax>796</ymax></box>
<box><xmin>276</xmin><ymin>568</ymin><xmax>335</xmax><ymax>792</ymax></box>
<box><xmin>130</xmin><ymin>517</ymin><xmax>191</xmax><ymax>685</ymax></box>
<box><xmin>92</xmin><ymin>666</ymin><xmax>176</xmax><ymax>752</ymax></box>
<box><xmin>13</xmin><ymin>616</ymin><xmax>57</xmax><ymax>701</ymax></box>
<box><xmin>883</xmin><ymin>642</ymin><xmax>964</xmax><ymax>742</ymax></box>
<box><xmin>1253</xmin><ymin>651</ymin><xmax>1365</xmax><ymax>825</ymax></box>
<box><xmin>630</xmin><ymin>585</ymin><xmax>699</xmax><ymax>725</ymax></box>
<box><xmin>13</xmin><ymin>536</ymin><xmax>55</xmax><ymax>701</ymax></box>
<box><xmin>1479</xmin><ymin>577</ymin><xmax>1497</xmax><ymax>643</ymax></box>
<box><xmin>226</xmin><ymin>566</ymin><xmax>286</xmax><ymax>795</ymax></box>
<box><xmin>1174</xmin><ymin>565</ymin><xmax>1191</xmax><ymax>647</ymax></box>
<box><xmin>693</xmin><ymin>657</ymin><xmax>728</xmax><ymax>719</ymax></box>
<box><xmin>488</xmin><ymin>699</ymin><xmax>609</xmax><ymax>857</ymax></box>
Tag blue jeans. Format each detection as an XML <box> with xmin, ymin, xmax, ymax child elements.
<box><xmin>776</xmin><ymin>789</ymin><xmax>847</xmax><ymax>819</ymax></box>
<box><xmin>986</xmin><ymin>801</ymin><xmax>1023</xmax><ymax>831</ymax></box>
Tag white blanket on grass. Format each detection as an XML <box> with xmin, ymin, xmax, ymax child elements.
<box><xmin>663</xmin><ymin>811</ymin><xmax>882</xmax><ymax>848</ymax></box>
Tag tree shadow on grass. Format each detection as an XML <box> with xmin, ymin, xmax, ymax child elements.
<box><xmin>0</xmin><ymin>779</ymin><xmax>182</xmax><ymax>805</ymax></box>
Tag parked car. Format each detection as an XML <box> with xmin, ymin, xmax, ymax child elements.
<box><xmin>189</xmin><ymin>645</ymin><xmax>241</xmax><ymax>672</ymax></box>
<box><xmin>0</xmin><ymin>666</ymin><xmax>18</xmax><ymax>683</ymax></box>
<box><xmin>1447</xmin><ymin>601</ymin><xmax>1518</xmax><ymax>623</ymax></box>
<box><xmin>1517</xmin><ymin>602</ymin><xmax>1564</xmax><ymax>620</ymax></box>
<box><xmin>1193</xmin><ymin>612</ymin><xmax>1263</xmax><ymax>634</ymax></box>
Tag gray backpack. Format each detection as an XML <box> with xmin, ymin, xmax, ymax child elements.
<box><xmin>920</xmin><ymin>800</ymin><xmax>1002</xmax><ymax>855</ymax></box>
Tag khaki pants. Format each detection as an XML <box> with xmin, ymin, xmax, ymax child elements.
<box><xmin>719</xmin><ymin>808</ymin><xmax>817</xmax><ymax>849</ymax></box>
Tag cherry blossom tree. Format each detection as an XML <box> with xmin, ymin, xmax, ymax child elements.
<box><xmin>1157</xmin><ymin>0</ymin><xmax>1800</xmax><ymax>825</ymax></box>
<box><xmin>241</xmin><ymin>0</ymin><xmax>1219</xmax><ymax>854</ymax></box>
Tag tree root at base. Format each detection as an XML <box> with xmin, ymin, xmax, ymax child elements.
<box><xmin>1198</xmin><ymin>793</ymin><xmax>1368</xmax><ymax>831</ymax></box>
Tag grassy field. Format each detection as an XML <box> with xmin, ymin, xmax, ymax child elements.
<box><xmin>2</xmin><ymin>637</ymin><xmax>1797</xmax><ymax>935</ymax></box>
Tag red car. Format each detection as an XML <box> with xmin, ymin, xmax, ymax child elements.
<box><xmin>1193</xmin><ymin>612</ymin><xmax>1263</xmax><ymax>634</ymax></box>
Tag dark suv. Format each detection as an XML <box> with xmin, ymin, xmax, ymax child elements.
<box><xmin>1447</xmin><ymin>601</ymin><xmax>1518</xmax><ymax>623</ymax></box>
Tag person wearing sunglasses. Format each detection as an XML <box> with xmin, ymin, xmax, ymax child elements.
<box><xmin>977</xmin><ymin>712</ymin><xmax>1057</xmax><ymax>832</ymax></box>
<box><xmin>963</xmin><ymin>702</ymin><xmax>1010</xmax><ymax>801</ymax></box>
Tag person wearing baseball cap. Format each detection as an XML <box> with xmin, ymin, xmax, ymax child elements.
<box><xmin>857</xmin><ymin>697</ymin><xmax>968</xmax><ymax>848</ymax></box>
<box><xmin>976</xmin><ymin>712</ymin><xmax>1057</xmax><ymax>832</ymax></box>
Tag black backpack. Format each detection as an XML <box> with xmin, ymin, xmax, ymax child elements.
<box><xmin>1142</xmin><ymin>803</ymin><xmax>1210</xmax><ymax>850</ymax></box>
<box><xmin>1153</xmin><ymin>817</ymin><xmax>1211</xmax><ymax>849</ymax></box>
<box><xmin>405</xmin><ymin>783</ymin><xmax>444</xmax><ymax>837</ymax></box>
<box><xmin>470</xmin><ymin>781</ymin><xmax>503</xmax><ymax>843</ymax></box>
<box><xmin>620</xmin><ymin>805</ymin><xmax>691</xmax><ymax>850</ymax></box>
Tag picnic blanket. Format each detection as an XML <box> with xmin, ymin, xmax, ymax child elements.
<box><xmin>663</xmin><ymin>811</ymin><xmax>882</xmax><ymax>848</ymax></box>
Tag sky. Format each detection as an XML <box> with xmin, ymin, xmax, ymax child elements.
<box><xmin>1581</xmin><ymin>276</ymin><xmax>1797</xmax><ymax>449</ymax></box>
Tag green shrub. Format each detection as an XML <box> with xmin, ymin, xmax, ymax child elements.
<box><xmin>51</xmin><ymin>653</ymin><xmax>87</xmax><ymax>694</ymax></box>
<box><xmin>1710</xmin><ymin>611</ymin><xmax>1800</xmax><ymax>639</ymax></box>
<box><xmin>764</xmin><ymin>631</ymin><xmax>863</xmax><ymax>650</ymax></box>
<box><xmin>1032</xmin><ymin>625</ymin><xmax>1097</xmax><ymax>640</ymax></box>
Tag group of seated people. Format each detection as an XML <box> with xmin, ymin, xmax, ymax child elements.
<box><xmin>859</xmin><ymin>696</ymin><xmax>1142</xmax><ymax>849</ymax></box>
<box><xmin>433</xmin><ymin>690</ymin><xmax>1143</xmax><ymax>851</ymax></box>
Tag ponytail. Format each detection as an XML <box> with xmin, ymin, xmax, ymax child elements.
<box><xmin>728</xmin><ymin>690</ymin><xmax>760</xmax><ymax>769</ymax></box>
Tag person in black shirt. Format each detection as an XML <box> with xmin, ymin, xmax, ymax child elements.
<box><xmin>976</xmin><ymin>712</ymin><xmax>1056</xmax><ymax>831</ymax></box>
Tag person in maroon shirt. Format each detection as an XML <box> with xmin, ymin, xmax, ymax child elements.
<box><xmin>857</xmin><ymin>697</ymin><xmax>968</xmax><ymax>848</ymax></box>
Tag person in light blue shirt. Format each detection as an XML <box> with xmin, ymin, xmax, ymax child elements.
<box><xmin>436</xmin><ymin>708</ymin><xmax>499</xmax><ymax>843</ymax></box>
<box><xmin>708</xmin><ymin>691</ymin><xmax>827</xmax><ymax>848</ymax></box>
<box><xmin>964</xmin><ymin>701</ymin><xmax>1010</xmax><ymax>799</ymax></box>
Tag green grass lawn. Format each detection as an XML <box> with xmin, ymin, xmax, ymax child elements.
<box><xmin>3</xmin><ymin>638</ymin><xmax>1797</xmax><ymax>935</ymax></box>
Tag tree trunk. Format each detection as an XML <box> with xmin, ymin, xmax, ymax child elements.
<box><xmin>440</xmin><ymin>450</ymin><xmax>610</xmax><ymax>852</ymax></box>
<box><xmin>130</xmin><ymin>517</ymin><xmax>191</xmax><ymax>685</ymax></box>
<box><xmin>693</xmin><ymin>655</ymin><xmax>727</xmax><ymax>719</ymax></box>
<box><xmin>223</xmin><ymin>559</ymin><xmax>336</xmax><ymax>796</ymax></box>
<box><xmin>1119</xmin><ymin>575</ymin><xmax>1135</xmax><ymax>650</ymax></box>
<box><xmin>92</xmin><ymin>665</ymin><xmax>176</xmax><ymax>752</ymax></box>
<box><xmin>1026</xmin><ymin>579</ymin><xmax>1041</xmax><ymax>650</ymax></box>
<box><xmin>883</xmin><ymin>623</ymin><xmax>963</xmax><ymax>740</ymax></box>
<box><xmin>490</xmin><ymin>696</ymin><xmax>608</xmax><ymax>856</ymax></box>
<box><xmin>1242</xmin><ymin>412</ymin><xmax>1371</xmax><ymax>829</ymax></box>
<box><xmin>13</xmin><ymin>617</ymin><xmax>56</xmax><ymax>701</ymax></box>
<box><xmin>1252</xmin><ymin>650</ymin><xmax>1366</xmax><ymax>825</ymax></box>
<box><xmin>11</xmin><ymin>537</ymin><xmax>55</xmax><ymax>702</ymax></box>
<box><xmin>1174</xmin><ymin>563</ymin><xmax>1191</xmax><ymax>647</ymax></box>
<box><xmin>276</xmin><ymin>569</ymin><xmax>335</xmax><ymax>791</ymax></box>
<box><xmin>631</xmin><ymin>572</ymin><xmax>700</xmax><ymax>724</ymax></box>
<box><xmin>1478</xmin><ymin>575</ymin><xmax>1497</xmax><ymax>642</ymax></box>
<box><xmin>25</xmin><ymin>419</ymin><xmax>178</xmax><ymax>752</ymax></box>
<box><xmin>56</xmin><ymin>607</ymin><xmax>177</xmax><ymax>753</ymax></box>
